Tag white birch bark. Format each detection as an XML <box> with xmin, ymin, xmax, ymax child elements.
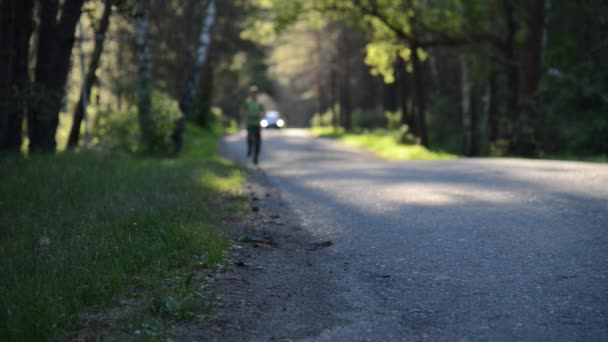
<box><xmin>180</xmin><ymin>0</ymin><xmax>216</xmax><ymax>115</ymax></box>
<box><xmin>172</xmin><ymin>0</ymin><xmax>216</xmax><ymax>155</ymax></box>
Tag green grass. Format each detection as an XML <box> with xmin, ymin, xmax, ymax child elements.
<box><xmin>539</xmin><ymin>154</ymin><xmax>608</xmax><ymax>163</ymax></box>
<box><xmin>313</xmin><ymin>127</ymin><xmax>607</xmax><ymax>162</ymax></box>
<box><xmin>0</xmin><ymin>124</ymin><xmax>245</xmax><ymax>340</ymax></box>
<box><xmin>311</xmin><ymin>127</ymin><xmax>457</xmax><ymax>160</ymax></box>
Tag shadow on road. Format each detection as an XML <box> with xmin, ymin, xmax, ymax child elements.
<box><xmin>218</xmin><ymin>130</ymin><xmax>608</xmax><ymax>341</ymax></box>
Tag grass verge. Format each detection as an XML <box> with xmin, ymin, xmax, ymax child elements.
<box><xmin>539</xmin><ymin>154</ymin><xmax>608</xmax><ymax>163</ymax></box>
<box><xmin>0</xmin><ymin>124</ymin><xmax>244</xmax><ymax>340</ymax></box>
<box><xmin>311</xmin><ymin>127</ymin><xmax>457</xmax><ymax>160</ymax></box>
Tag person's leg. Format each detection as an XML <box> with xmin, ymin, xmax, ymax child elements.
<box><xmin>253</xmin><ymin>126</ymin><xmax>261</xmax><ymax>164</ymax></box>
<box><xmin>246</xmin><ymin>127</ymin><xmax>253</xmax><ymax>157</ymax></box>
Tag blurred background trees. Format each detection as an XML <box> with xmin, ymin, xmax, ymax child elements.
<box><xmin>0</xmin><ymin>0</ymin><xmax>606</xmax><ymax>157</ymax></box>
<box><xmin>0</xmin><ymin>0</ymin><xmax>271</xmax><ymax>155</ymax></box>
<box><xmin>258</xmin><ymin>0</ymin><xmax>607</xmax><ymax>157</ymax></box>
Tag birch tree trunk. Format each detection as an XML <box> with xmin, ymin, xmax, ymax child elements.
<box><xmin>67</xmin><ymin>0</ymin><xmax>113</xmax><ymax>149</ymax></box>
<box><xmin>173</xmin><ymin>0</ymin><xmax>216</xmax><ymax>154</ymax></box>
<box><xmin>135</xmin><ymin>0</ymin><xmax>154</xmax><ymax>152</ymax></box>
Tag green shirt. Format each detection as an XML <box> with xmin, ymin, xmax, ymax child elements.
<box><xmin>244</xmin><ymin>99</ymin><xmax>264</xmax><ymax>127</ymax></box>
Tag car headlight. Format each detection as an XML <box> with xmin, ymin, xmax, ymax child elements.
<box><xmin>276</xmin><ymin>119</ymin><xmax>285</xmax><ymax>127</ymax></box>
<box><xmin>260</xmin><ymin>119</ymin><xmax>268</xmax><ymax>128</ymax></box>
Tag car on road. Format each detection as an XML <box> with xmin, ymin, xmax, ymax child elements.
<box><xmin>260</xmin><ymin>111</ymin><xmax>285</xmax><ymax>129</ymax></box>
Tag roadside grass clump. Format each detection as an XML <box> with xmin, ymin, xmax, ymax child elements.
<box><xmin>0</xmin><ymin>124</ymin><xmax>244</xmax><ymax>340</ymax></box>
<box><xmin>311</xmin><ymin>127</ymin><xmax>457</xmax><ymax>161</ymax></box>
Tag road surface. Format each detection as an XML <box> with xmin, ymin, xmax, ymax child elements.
<box><xmin>216</xmin><ymin>129</ymin><xmax>608</xmax><ymax>341</ymax></box>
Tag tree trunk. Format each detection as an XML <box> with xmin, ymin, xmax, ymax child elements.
<box><xmin>193</xmin><ymin>59</ymin><xmax>214</xmax><ymax>127</ymax></box>
<box><xmin>0</xmin><ymin>0</ymin><xmax>34</xmax><ymax>152</ymax></box>
<box><xmin>461</xmin><ymin>54</ymin><xmax>473</xmax><ymax>156</ymax></box>
<box><xmin>338</xmin><ymin>64</ymin><xmax>352</xmax><ymax>130</ymax></box>
<box><xmin>511</xmin><ymin>0</ymin><xmax>545</xmax><ymax>156</ymax></box>
<box><xmin>29</xmin><ymin>0</ymin><xmax>85</xmax><ymax>152</ymax></box>
<box><xmin>174</xmin><ymin>0</ymin><xmax>216</xmax><ymax>155</ymax></box>
<box><xmin>471</xmin><ymin>85</ymin><xmax>481</xmax><ymax>156</ymax></box>
<box><xmin>338</xmin><ymin>31</ymin><xmax>352</xmax><ymax>130</ymax></box>
<box><xmin>412</xmin><ymin>45</ymin><xmax>428</xmax><ymax>147</ymax></box>
<box><xmin>397</xmin><ymin>60</ymin><xmax>414</xmax><ymax>130</ymax></box>
<box><xmin>135</xmin><ymin>0</ymin><xmax>154</xmax><ymax>152</ymax></box>
<box><xmin>427</xmin><ymin>48</ymin><xmax>440</xmax><ymax>95</ymax></box>
<box><xmin>330</xmin><ymin>54</ymin><xmax>339</xmax><ymax>129</ymax></box>
<box><xmin>525</xmin><ymin>0</ymin><xmax>546</xmax><ymax>105</ymax></box>
<box><xmin>488</xmin><ymin>68</ymin><xmax>499</xmax><ymax>143</ymax></box>
<box><xmin>384</xmin><ymin>80</ymin><xmax>398</xmax><ymax>113</ymax></box>
<box><xmin>503</xmin><ymin>0</ymin><xmax>519</xmax><ymax>119</ymax></box>
<box><xmin>542</xmin><ymin>0</ymin><xmax>551</xmax><ymax>67</ymax></box>
<box><xmin>360</xmin><ymin>53</ymin><xmax>377</xmax><ymax>111</ymax></box>
<box><xmin>67</xmin><ymin>0</ymin><xmax>113</xmax><ymax>149</ymax></box>
<box><xmin>313</xmin><ymin>30</ymin><xmax>326</xmax><ymax>115</ymax></box>
<box><xmin>33</xmin><ymin>0</ymin><xmax>59</xmax><ymax>86</ymax></box>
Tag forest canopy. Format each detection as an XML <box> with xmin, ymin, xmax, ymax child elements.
<box><xmin>0</xmin><ymin>0</ymin><xmax>606</xmax><ymax>157</ymax></box>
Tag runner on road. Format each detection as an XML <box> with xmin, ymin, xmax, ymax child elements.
<box><xmin>242</xmin><ymin>85</ymin><xmax>264</xmax><ymax>165</ymax></box>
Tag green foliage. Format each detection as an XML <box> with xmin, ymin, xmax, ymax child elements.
<box><xmin>489</xmin><ymin>139</ymin><xmax>510</xmax><ymax>157</ymax></box>
<box><xmin>254</xmin><ymin>0</ymin><xmax>607</xmax><ymax>158</ymax></box>
<box><xmin>311</xmin><ymin>106</ymin><xmax>385</xmax><ymax>130</ymax></box>
<box><xmin>426</xmin><ymin>95</ymin><xmax>462</xmax><ymax>154</ymax></box>
<box><xmin>526</xmin><ymin>0</ymin><xmax>608</xmax><ymax>157</ymax></box>
<box><xmin>383</xmin><ymin>111</ymin><xmax>416</xmax><ymax>144</ymax></box>
<box><xmin>192</xmin><ymin>98</ymin><xmax>225</xmax><ymax>131</ymax></box>
<box><xmin>384</xmin><ymin>111</ymin><xmax>401</xmax><ymax>130</ymax></box>
<box><xmin>536</xmin><ymin>61</ymin><xmax>608</xmax><ymax>155</ymax></box>
<box><xmin>362</xmin><ymin>9</ymin><xmax>408</xmax><ymax>81</ymax></box>
<box><xmin>538</xmin><ymin>80</ymin><xmax>608</xmax><ymax>155</ymax></box>
<box><xmin>393</xmin><ymin>124</ymin><xmax>417</xmax><ymax>144</ymax></box>
<box><xmin>365</xmin><ymin>40</ymin><xmax>409</xmax><ymax>83</ymax></box>
<box><xmin>91</xmin><ymin>108</ymin><xmax>140</xmax><ymax>152</ymax></box>
<box><xmin>352</xmin><ymin>109</ymin><xmax>385</xmax><ymax>130</ymax></box>
<box><xmin>311</xmin><ymin>108</ymin><xmax>338</xmax><ymax>127</ymax></box>
<box><xmin>148</xmin><ymin>91</ymin><xmax>183</xmax><ymax>154</ymax></box>
<box><xmin>90</xmin><ymin>91</ymin><xmax>182</xmax><ymax>155</ymax></box>
<box><xmin>205</xmin><ymin>106</ymin><xmax>240</xmax><ymax>135</ymax></box>
<box><xmin>0</xmin><ymin>125</ymin><xmax>244</xmax><ymax>340</ymax></box>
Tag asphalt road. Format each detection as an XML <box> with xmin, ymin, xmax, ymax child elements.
<box><xmin>220</xmin><ymin>129</ymin><xmax>608</xmax><ymax>341</ymax></box>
